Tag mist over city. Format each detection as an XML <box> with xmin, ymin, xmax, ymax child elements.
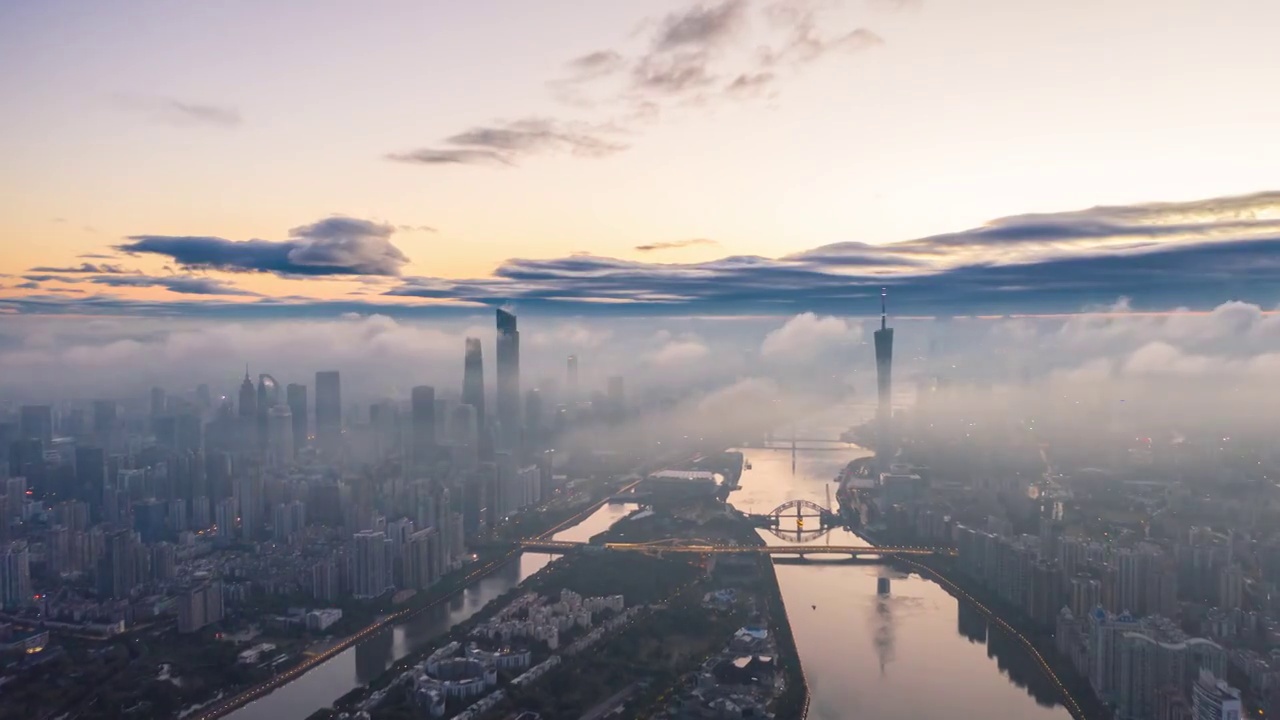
<box><xmin>4</xmin><ymin>1</ymin><xmax>1280</xmax><ymax>719</ymax></box>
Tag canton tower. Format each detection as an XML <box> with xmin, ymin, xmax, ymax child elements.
<box><xmin>873</xmin><ymin>288</ymin><xmax>894</xmax><ymax>461</ymax></box>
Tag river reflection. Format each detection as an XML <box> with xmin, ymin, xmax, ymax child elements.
<box><xmin>225</xmin><ymin>501</ymin><xmax>634</xmax><ymax>720</ymax></box>
<box><xmin>735</xmin><ymin>419</ymin><xmax>1071</xmax><ymax>720</ymax></box>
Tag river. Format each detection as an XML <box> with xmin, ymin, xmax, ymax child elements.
<box><xmin>225</xmin><ymin>502</ymin><xmax>637</xmax><ymax>720</ymax></box>
<box><xmin>732</xmin><ymin>409</ymin><xmax>1072</xmax><ymax>720</ymax></box>
<box><xmin>232</xmin><ymin>408</ymin><xmax>1073</xmax><ymax>720</ymax></box>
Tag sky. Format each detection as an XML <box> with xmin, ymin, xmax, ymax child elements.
<box><xmin>2</xmin><ymin>0</ymin><xmax>1279</xmax><ymax>318</ymax></box>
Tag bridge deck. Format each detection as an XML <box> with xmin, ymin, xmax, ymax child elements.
<box><xmin>519</xmin><ymin>539</ymin><xmax>955</xmax><ymax>557</ymax></box>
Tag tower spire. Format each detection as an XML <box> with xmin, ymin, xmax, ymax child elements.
<box><xmin>880</xmin><ymin>287</ymin><xmax>888</xmax><ymax>331</ymax></box>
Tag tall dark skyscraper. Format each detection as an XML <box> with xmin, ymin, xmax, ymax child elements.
<box><xmin>873</xmin><ymin>288</ymin><xmax>895</xmax><ymax>459</ymax></box>
<box><xmin>75</xmin><ymin>446</ymin><xmax>107</xmax><ymax>507</ymax></box>
<box><xmin>567</xmin><ymin>355</ymin><xmax>579</xmax><ymax>402</ymax></box>
<box><xmin>256</xmin><ymin>374</ymin><xmax>280</xmax><ymax>451</ymax></box>
<box><xmin>91</xmin><ymin>400</ymin><xmax>118</xmax><ymax>445</ymax></box>
<box><xmin>19</xmin><ymin>405</ymin><xmax>53</xmax><ymax>445</ymax></box>
<box><xmin>495</xmin><ymin>309</ymin><xmax>521</xmax><ymax>451</ymax></box>
<box><xmin>237</xmin><ymin>370</ymin><xmax>257</xmax><ymax>421</ymax></box>
<box><xmin>286</xmin><ymin>383</ymin><xmax>308</xmax><ymax>456</ymax></box>
<box><xmin>237</xmin><ymin>370</ymin><xmax>257</xmax><ymax>453</ymax></box>
<box><xmin>411</xmin><ymin>385</ymin><xmax>436</xmax><ymax>469</ymax></box>
<box><xmin>315</xmin><ymin>371</ymin><xmax>342</xmax><ymax>456</ymax></box>
<box><xmin>462</xmin><ymin>338</ymin><xmax>485</xmax><ymax>431</ymax></box>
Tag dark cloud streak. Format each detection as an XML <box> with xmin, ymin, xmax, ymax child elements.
<box><xmin>635</xmin><ymin>238</ymin><xmax>722</xmax><ymax>252</ymax></box>
<box><xmin>116</xmin><ymin>217</ymin><xmax>410</xmax><ymax>277</ymax></box>
<box><xmin>29</xmin><ymin>262</ymin><xmax>131</xmax><ymax>274</ymax></box>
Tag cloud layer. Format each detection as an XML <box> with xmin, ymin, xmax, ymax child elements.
<box><xmin>6</xmin><ymin>191</ymin><xmax>1280</xmax><ymax>318</ymax></box>
<box><xmin>116</xmin><ymin>217</ymin><xmax>410</xmax><ymax>277</ymax></box>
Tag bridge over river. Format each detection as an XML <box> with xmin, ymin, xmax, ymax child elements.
<box><xmin>519</xmin><ymin>538</ymin><xmax>955</xmax><ymax>560</ymax></box>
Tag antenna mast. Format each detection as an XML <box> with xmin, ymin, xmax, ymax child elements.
<box><xmin>880</xmin><ymin>288</ymin><xmax>888</xmax><ymax>331</ymax></box>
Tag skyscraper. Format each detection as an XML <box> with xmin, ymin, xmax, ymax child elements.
<box><xmin>0</xmin><ymin>541</ymin><xmax>31</xmax><ymax>610</ymax></box>
<box><xmin>238</xmin><ymin>474</ymin><xmax>263</xmax><ymax>542</ymax></box>
<box><xmin>524</xmin><ymin>388</ymin><xmax>543</xmax><ymax>449</ymax></box>
<box><xmin>567</xmin><ymin>355</ymin><xmax>579</xmax><ymax>402</ymax></box>
<box><xmin>411</xmin><ymin>386</ymin><xmax>436</xmax><ymax>469</ymax></box>
<box><xmin>256</xmin><ymin>374</ymin><xmax>280</xmax><ymax>452</ymax></box>
<box><xmin>237</xmin><ymin>369</ymin><xmax>257</xmax><ymax>451</ymax></box>
<box><xmin>91</xmin><ymin>400</ymin><xmax>118</xmax><ymax>446</ymax></box>
<box><xmin>99</xmin><ymin>529</ymin><xmax>137</xmax><ymax>600</ymax></box>
<box><xmin>19</xmin><ymin>405</ymin><xmax>53</xmax><ymax>445</ymax></box>
<box><xmin>150</xmin><ymin>387</ymin><xmax>167</xmax><ymax>417</ymax></box>
<box><xmin>286</xmin><ymin>383</ymin><xmax>308</xmax><ymax>456</ymax></box>
<box><xmin>266</xmin><ymin>404</ymin><xmax>294</xmax><ymax>466</ymax></box>
<box><xmin>495</xmin><ymin>309</ymin><xmax>521</xmax><ymax>452</ymax></box>
<box><xmin>353</xmin><ymin>529</ymin><xmax>390</xmax><ymax>598</ymax></box>
<box><xmin>873</xmin><ymin>288</ymin><xmax>895</xmax><ymax>459</ymax></box>
<box><xmin>462</xmin><ymin>338</ymin><xmax>486</xmax><ymax>432</ymax></box>
<box><xmin>315</xmin><ymin>371</ymin><xmax>342</xmax><ymax>456</ymax></box>
<box><xmin>74</xmin><ymin>446</ymin><xmax>106</xmax><ymax>509</ymax></box>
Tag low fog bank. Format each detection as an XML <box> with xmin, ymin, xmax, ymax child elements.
<box><xmin>1</xmin><ymin>300</ymin><xmax>1278</xmax><ymax>447</ymax></box>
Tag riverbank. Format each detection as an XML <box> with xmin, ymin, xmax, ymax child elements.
<box><xmin>198</xmin><ymin>477</ymin><xmax>638</xmax><ymax>720</ymax></box>
<box><xmin>896</xmin><ymin>557</ymin><xmax>1091</xmax><ymax>720</ymax></box>
<box><xmin>192</xmin><ymin>549</ymin><xmax>523</xmax><ymax>720</ymax></box>
<box><xmin>331</xmin><ymin>551</ymin><xmax>705</xmax><ymax>718</ymax></box>
<box><xmin>906</xmin><ymin>556</ymin><xmax>1105</xmax><ymax>717</ymax></box>
<box><xmin>850</xmin><ymin>521</ymin><xmax>1083</xmax><ymax>717</ymax></box>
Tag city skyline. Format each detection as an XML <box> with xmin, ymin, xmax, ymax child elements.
<box><xmin>2</xmin><ymin>1</ymin><xmax>1279</xmax><ymax>317</ymax></box>
<box><xmin>5</xmin><ymin>3</ymin><xmax>1278</xmax><ymax>719</ymax></box>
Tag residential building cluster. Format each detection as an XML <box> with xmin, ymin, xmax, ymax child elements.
<box><xmin>470</xmin><ymin>589</ymin><xmax>625</xmax><ymax>650</ymax></box>
<box><xmin>656</xmin><ymin>620</ymin><xmax>781</xmax><ymax>720</ymax></box>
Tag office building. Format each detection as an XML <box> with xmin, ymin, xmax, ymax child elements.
<box><xmin>99</xmin><ymin>529</ymin><xmax>137</xmax><ymax>600</ymax></box>
<box><xmin>1</xmin><ymin>541</ymin><xmax>31</xmax><ymax>609</ymax></box>
<box><xmin>150</xmin><ymin>387</ymin><xmax>167</xmax><ymax>417</ymax></box>
<box><xmin>74</xmin><ymin>445</ymin><xmax>106</xmax><ymax>508</ymax></box>
<box><xmin>238</xmin><ymin>475</ymin><xmax>262</xmax><ymax>542</ymax></box>
<box><xmin>353</xmin><ymin>529</ymin><xmax>391</xmax><ymax>599</ymax></box>
<box><xmin>463</xmin><ymin>335</ymin><xmax>486</xmax><ymax>453</ymax></box>
<box><xmin>92</xmin><ymin>400</ymin><xmax>118</xmax><ymax>445</ymax></box>
<box><xmin>20</xmin><ymin>405</ymin><xmax>53</xmax><ymax>445</ymax></box>
<box><xmin>286</xmin><ymin>383</ymin><xmax>308</xmax><ymax>456</ymax></box>
<box><xmin>412</xmin><ymin>385</ymin><xmax>437</xmax><ymax>469</ymax></box>
<box><xmin>257</xmin><ymin>374</ymin><xmax>281</xmax><ymax>451</ymax></box>
<box><xmin>315</xmin><ymin>371</ymin><xmax>342</xmax><ymax>456</ymax></box>
<box><xmin>607</xmin><ymin>376</ymin><xmax>624</xmax><ymax>421</ymax></box>
<box><xmin>238</xmin><ymin>369</ymin><xmax>257</xmax><ymax>451</ymax></box>
<box><xmin>567</xmin><ymin>355</ymin><xmax>579</xmax><ymax>403</ymax></box>
<box><xmin>495</xmin><ymin>309</ymin><xmax>521</xmax><ymax>452</ymax></box>
<box><xmin>266</xmin><ymin>404</ymin><xmax>294</xmax><ymax>466</ymax></box>
<box><xmin>524</xmin><ymin>388</ymin><xmax>543</xmax><ymax>449</ymax></box>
